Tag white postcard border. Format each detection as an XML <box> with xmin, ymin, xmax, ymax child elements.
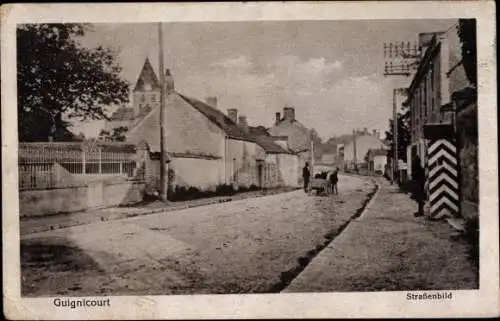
<box><xmin>2</xmin><ymin>1</ymin><xmax>498</xmax><ymax>319</ymax></box>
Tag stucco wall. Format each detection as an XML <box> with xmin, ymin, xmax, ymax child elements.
<box><xmin>226</xmin><ymin>138</ymin><xmax>263</xmax><ymax>187</ymax></box>
<box><xmin>373</xmin><ymin>155</ymin><xmax>387</xmax><ymax>172</ymax></box>
<box><xmin>277</xmin><ymin>153</ymin><xmax>299</xmax><ymax>187</ymax></box>
<box><xmin>169</xmin><ymin>157</ymin><xmax>224</xmax><ymax>191</ymax></box>
<box><xmin>269</xmin><ymin>121</ymin><xmax>311</xmax><ymax>153</ymax></box>
<box><xmin>128</xmin><ymin>93</ymin><xmax>226</xmax><ymax>157</ymax></box>
<box><xmin>444</xmin><ymin>26</ymin><xmax>472</xmax><ymax>103</ymax></box>
<box><xmin>19</xmin><ymin>180</ymin><xmax>145</xmax><ymax>218</ymax></box>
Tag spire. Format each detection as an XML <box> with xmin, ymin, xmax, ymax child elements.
<box><xmin>133</xmin><ymin>57</ymin><xmax>160</xmax><ymax>92</ymax></box>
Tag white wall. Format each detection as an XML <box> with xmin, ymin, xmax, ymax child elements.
<box><xmin>170</xmin><ymin>157</ymin><xmax>223</xmax><ymax>191</ymax></box>
<box><xmin>278</xmin><ymin>153</ymin><xmax>299</xmax><ymax>187</ymax></box>
<box><xmin>225</xmin><ymin>138</ymin><xmax>264</xmax><ymax>187</ymax></box>
<box><xmin>373</xmin><ymin>155</ymin><xmax>387</xmax><ymax>172</ymax></box>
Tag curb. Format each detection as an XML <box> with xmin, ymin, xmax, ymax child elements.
<box><xmin>273</xmin><ymin>179</ymin><xmax>379</xmax><ymax>293</ymax></box>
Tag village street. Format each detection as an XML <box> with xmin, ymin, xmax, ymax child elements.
<box><xmin>21</xmin><ymin>173</ymin><xmax>478</xmax><ymax>297</ymax></box>
<box><xmin>21</xmin><ymin>175</ymin><xmax>376</xmax><ymax>296</ymax></box>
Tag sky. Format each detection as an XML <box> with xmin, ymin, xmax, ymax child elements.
<box><xmin>72</xmin><ymin>19</ymin><xmax>456</xmax><ymax>140</ymax></box>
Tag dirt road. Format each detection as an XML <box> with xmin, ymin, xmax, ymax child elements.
<box><xmin>22</xmin><ymin>175</ymin><xmax>375</xmax><ymax>296</ymax></box>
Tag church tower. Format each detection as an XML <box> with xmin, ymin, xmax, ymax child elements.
<box><xmin>133</xmin><ymin>57</ymin><xmax>161</xmax><ymax>117</ymax></box>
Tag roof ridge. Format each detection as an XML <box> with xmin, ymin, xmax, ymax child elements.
<box><xmin>177</xmin><ymin>93</ymin><xmax>257</xmax><ymax>143</ymax></box>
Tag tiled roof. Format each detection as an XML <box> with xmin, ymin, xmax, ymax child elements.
<box><xmin>178</xmin><ymin>94</ymin><xmax>255</xmax><ymax>142</ymax></box>
<box><xmin>133</xmin><ymin>58</ymin><xmax>161</xmax><ymax>92</ymax></box>
<box><xmin>180</xmin><ymin>95</ymin><xmax>294</xmax><ymax>154</ymax></box>
<box><xmin>253</xmin><ymin>136</ymin><xmax>293</xmax><ymax>154</ymax></box>
<box><xmin>109</xmin><ymin>107</ymin><xmax>135</xmax><ymax>121</ymax></box>
<box><xmin>249</xmin><ymin>126</ymin><xmax>269</xmax><ymax>136</ymax></box>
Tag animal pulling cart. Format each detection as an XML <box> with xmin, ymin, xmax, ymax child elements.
<box><xmin>309</xmin><ymin>172</ymin><xmax>333</xmax><ymax>196</ymax></box>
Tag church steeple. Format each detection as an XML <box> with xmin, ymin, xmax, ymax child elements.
<box><xmin>133</xmin><ymin>57</ymin><xmax>160</xmax><ymax>92</ymax></box>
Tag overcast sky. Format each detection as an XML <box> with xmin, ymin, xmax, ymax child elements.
<box><xmin>73</xmin><ymin>19</ymin><xmax>456</xmax><ymax>140</ymax></box>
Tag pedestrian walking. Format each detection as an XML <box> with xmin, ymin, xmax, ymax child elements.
<box><xmin>412</xmin><ymin>155</ymin><xmax>426</xmax><ymax>217</ymax></box>
<box><xmin>330</xmin><ymin>167</ymin><xmax>339</xmax><ymax>195</ymax></box>
<box><xmin>302</xmin><ymin>162</ymin><xmax>311</xmax><ymax>193</ymax></box>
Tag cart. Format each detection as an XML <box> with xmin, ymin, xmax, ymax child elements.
<box><xmin>309</xmin><ymin>177</ymin><xmax>332</xmax><ymax>196</ymax></box>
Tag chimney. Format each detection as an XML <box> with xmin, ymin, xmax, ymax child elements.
<box><xmin>275</xmin><ymin>112</ymin><xmax>281</xmax><ymax>126</ymax></box>
<box><xmin>372</xmin><ymin>129</ymin><xmax>377</xmax><ymax>136</ymax></box>
<box><xmin>283</xmin><ymin>107</ymin><xmax>295</xmax><ymax>121</ymax></box>
<box><xmin>227</xmin><ymin>109</ymin><xmax>238</xmax><ymax>124</ymax></box>
<box><xmin>165</xmin><ymin>69</ymin><xmax>174</xmax><ymax>94</ymax></box>
<box><xmin>376</xmin><ymin>130</ymin><xmax>380</xmax><ymax>139</ymax></box>
<box><xmin>238</xmin><ymin>115</ymin><xmax>249</xmax><ymax>133</ymax></box>
<box><xmin>206</xmin><ymin>97</ymin><xmax>218</xmax><ymax>108</ymax></box>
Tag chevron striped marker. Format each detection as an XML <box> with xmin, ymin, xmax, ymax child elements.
<box><xmin>426</xmin><ymin>139</ymin><xmax>460</xmax><ymax>220</ymax></box>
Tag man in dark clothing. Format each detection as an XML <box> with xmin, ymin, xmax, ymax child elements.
<box><xmin>302</xmin><ymin>162</ymin><xmax>311</xmax><ymax>193</ymax></box>
<box><xmin>412</xmin><ymin>155</ymin><xmax>426</xmax><ymax>217</ymax></box>
<box><xmin>330</xmin><ymin>167</ymin><xmax>339</xmax><ymax>195</ymax></box>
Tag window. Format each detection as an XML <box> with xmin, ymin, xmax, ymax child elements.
<box><xmin>140</xmin><ymin>94</ymin><xmax>145</xmax><ymax>102</ymax></box>
<box><xmin>151</xmin><ymin>95</ymin><xmax>156</xmax><ymax>102</ymax></box>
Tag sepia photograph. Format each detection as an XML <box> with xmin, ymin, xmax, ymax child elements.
<box><xmin>2</xmin><ymin>2</ymin><xmax>498</xmax><ymax>319</ymax></box>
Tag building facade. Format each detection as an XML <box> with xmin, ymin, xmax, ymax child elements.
<box><xmin>269</xmin><ymin>107</ymin><xmax>313</xmax><ymax>183</ymax></box>
<box><xmin>342</xmin><ymin>131</ymin><xmax>387</xmax><ymax>171</ymax></box>
<box><xmin>404</xmin><ymin>25</ymin><xmax>469</xmax><ymax>179</ymax></box>
<box><xmin>106</xmin><ymin>59</ymin><xmax>299</xmax><ymax>195</ymax></box>
<box><xmin>403</xmin><ymin>20</ymin><xmax>477</xmax><ymax>220</ymax></box>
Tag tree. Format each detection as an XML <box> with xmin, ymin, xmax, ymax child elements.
<box><xmin>17</xmin><ymin>24</ymin><xmax>129</xmax><ymax>142</ymax></box>
<box><xmin>99</xmin><ymin>126</ymin><xmax>128</xmax><ymax>142</ymax></box>
<box><xmin>385</xmin><ymin>110</ymin><xmax>411</xmax><ymax>163</ymax></box>
<box><xmin>309</xmin><ymin>128</ymin><xmax>323</xmax><ymax>160</ymax></box>
<box><xmin>457</xmin><ymin>19</ymin><xmax>477</xmax><ymax>87</ymax></box>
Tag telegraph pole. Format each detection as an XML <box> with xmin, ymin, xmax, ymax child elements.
<box><xmin>383</xmin><ymin>41</ymin><xmax>419</xmax><ymax>184</ymax></box>
<box><xmin>352</xmin><ymin>129</ymin><xmax>357</xmax><ymax>173</ymax></box>
<box><xmin>158</xmin><ymin>22</ymin><xmax>168</xmax><ymax>201</ymax></box>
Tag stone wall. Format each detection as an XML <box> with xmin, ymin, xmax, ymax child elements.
<box><xmin>19</xmin><ymin>179</ymin><xmax>145</xmax><ymax>218</ymax></box>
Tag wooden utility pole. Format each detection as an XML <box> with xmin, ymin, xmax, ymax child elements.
<box><xmin>310</xmin><ymin>137</ymin><xmax>315</xmax><ymax>174</ymax></box>
<box><xmin>352</xmin><ymin>129</ymin><xmax>357</xmax><ymax>173</ymax></box>
<box><xmin>158</xmin><ymin>22</ymin><xmax>168</xmax><ymax>201</ymax></box>
<box><xmin>383</xmin><ymin>41</ymin><xmax>419</xmax><ymax>184</ymax></box>
<box><xmin>392</xmin><ymin>89</ymin><xmax>398</xmax><ymax>184</ymax></box>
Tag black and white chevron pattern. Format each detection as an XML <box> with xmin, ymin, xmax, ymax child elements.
<box><xmin>426</xmin><ymin>139</ymin><xmax>460</xmax><ymax>219</ymax></box>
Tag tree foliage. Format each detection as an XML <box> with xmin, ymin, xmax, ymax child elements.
<box><xmin>99</xmin><ymin>126</ymin><xmax>128</xmax><ymax>142</ymax></box>
<box><xmin>17</xmin><ymin>24</ymin><xmax>130</xmax><ymax>141</ymax></box>
<box><xmin>385</xmin><ymin>110</ymin><xmax>411</xmax><ymax>163</ymax></box>
<box><xmin>457</xmin><ymin>19</ymin><xmax>477</xmax><ymax>87</ymax></box>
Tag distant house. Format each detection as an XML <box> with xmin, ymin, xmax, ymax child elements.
<box><xmin>343</xmin><ymin>131</ymin><xmax>387</xmax><ymax>171</ymax></box>
<box><xmin>366</xmin><ymin>148</ymin><xmax>388</xmax><ymax>174</ymax></box>
<box><xmin>269</xmin><ymin>107</ymin><xmax>313</xmax><ymax>183</ymax></box>
<box><xmin>228</xmin><ymin>109</ymin><xmax>299</xmax><ymax>188</ymax></box>
<box><xmin>106</xmin><ymin>58</ymin><xmax>299</xmax><ymax>194</ymax></box>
